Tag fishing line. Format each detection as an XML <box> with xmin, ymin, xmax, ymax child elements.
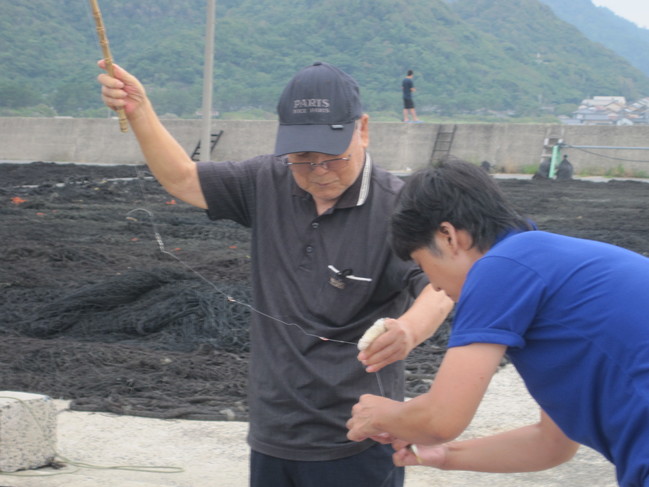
<box><xmin>125</xmin><ymin>171</ymin><xmax>404</xmax><ymax>482</ymax></box>
<box><xmin>125</xmin><ymin>201</ymin><xmax>400</xmax><ymax>480</ymax></box>
<box><xmin>126</xmin><ymin>169</ymin><xmax>387</xmax><ymax>397</ymax></box>
<box><xmin>125</xmin><ymin>206</ymin><xmax>360</xmax><ymax>347</ymax></box>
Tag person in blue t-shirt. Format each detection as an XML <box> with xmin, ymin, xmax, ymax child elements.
<box><xmin>347</xmin><ymin>159</ymin><xmax>649</xmax><ymax>486</ymax></box>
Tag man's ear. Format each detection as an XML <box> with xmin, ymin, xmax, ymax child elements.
<box><xmin>436</xmin><ymin>222</ymin><xmax>458</xmax><ymax>250</ymax></box>
<box><xmin>359</xmin><ymin>114</ymin><xmax>370</xmax><ymax>149</ymax></box>
<box><xmin>439</xmin><ymin>222</ymin><xmax>477</xmax><ymax>256</ymax></box>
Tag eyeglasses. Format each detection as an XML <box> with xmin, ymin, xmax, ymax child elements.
<box><xmin>283</xmin><ymin>154</ymin><xmax>351</xmax><ymax>171</ymax></box>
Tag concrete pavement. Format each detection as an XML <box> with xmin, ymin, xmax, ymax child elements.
<box><xmin>0</xmin><ymin>365</ymin><xmax>617</xmax><ymax>486</ymax></box>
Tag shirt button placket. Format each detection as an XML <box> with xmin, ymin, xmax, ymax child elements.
<box><xmin>305</xmin><ymin>221</ymin><xmax>319</xmax><ymax>255</ymax></box>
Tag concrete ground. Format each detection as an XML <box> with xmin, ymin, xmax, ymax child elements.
<box><xmin>0</xmin><ymin>365</ymin><xmax>617</xmax><ymax>487</ymax></box>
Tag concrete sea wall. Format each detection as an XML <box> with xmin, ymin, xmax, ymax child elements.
<box><xmin>2</xmin><ymin>117</ymin><xmax>649</xmax><ymax>176</ymax></box>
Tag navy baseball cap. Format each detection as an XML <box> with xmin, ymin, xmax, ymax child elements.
<box><xmin>274</xmin><ymin>62</ymin><xmax>363</xmax><ymax>156</ymax></box>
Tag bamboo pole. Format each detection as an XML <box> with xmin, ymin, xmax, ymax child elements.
<box><xmin>89</xmin><ymin>0</ymin><xmax>128</xmax><ymax>133</ymax></box>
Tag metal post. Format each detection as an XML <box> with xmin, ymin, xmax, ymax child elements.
<box><xmin>549</xmin><ymin>144</ymin><xmax>561</xmax><ymax>179</ymax></box>
<box><xmin>199</xmin><ymin>0</ymin><xmax>217</xmax><ymax>162</ymax></box>
<box><xmin>564</xmin><ymin>145</ymin><xmax>649</xmax><ymax>150</ymax></box>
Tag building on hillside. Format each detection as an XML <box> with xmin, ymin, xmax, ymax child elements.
<box><xmin>581</xmin><ymin>96</ymin><xmax>626</xmax><ymax>108</ymax></box>
<box><xmin>631</xmin><ymin>97</ymin><xmax>649</xmax><ymax>109</ymax></box>
<box><xmin>562</xmin><ymin>95</ymin><xmax>649</xmax><ymax>125</ymax></box>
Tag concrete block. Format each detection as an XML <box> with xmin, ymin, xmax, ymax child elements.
<box><xmin>0</xmin><ymin>391</ymin><xmax>56</xmax><ymax>472</ymax></box>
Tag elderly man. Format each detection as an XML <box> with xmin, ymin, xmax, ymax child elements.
<box><xmin>97</xmin><ymin>61</ymin><xmax>452</xmax><ymax>487</ymax></box>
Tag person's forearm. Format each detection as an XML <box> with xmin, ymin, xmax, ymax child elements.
<box><xmin>440</xmin><ymin>423</ymin><xmax>579</xmax><ymax>473</ymax></box>
<box><xmin>399</xmin><ymin>285</ymin><xmax>453</xmax><ymax>347</ymax></box>
<box><xmin>349</xmin><ymin>344</ymin><xmax>507</xmax><ymax>445</ymax></box>
<box><xmin>129</xmin><ymin>101</ymin><xmax>206</xmax><ymax>208</ymax></box>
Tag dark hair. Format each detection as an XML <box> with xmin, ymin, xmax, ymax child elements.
<box><xmin>407</xmin><ymin>70</ymin><xmax>414</xmax><ymax>76</ymax></box>
<box><xmin>391</xmin><ymin>159</ymin><xmax>533</xmax><ymax>260</ymax></box>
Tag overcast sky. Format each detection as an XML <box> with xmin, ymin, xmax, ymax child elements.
<box><xmin>591</xmin><ymin>0</ymin><xmax>649</xmax><ymax>29</ymax></box>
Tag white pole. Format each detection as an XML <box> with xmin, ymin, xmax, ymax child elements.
<box><xmin>200</xmin><ymin>0</ymin><xmax>216</xmax><ymax>162</ymax></box>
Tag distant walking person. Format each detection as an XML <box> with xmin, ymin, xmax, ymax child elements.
<box><xmin>402</xmin><ymin>70</ymin><xmax>419</xmax><ymax>123</ymax></box>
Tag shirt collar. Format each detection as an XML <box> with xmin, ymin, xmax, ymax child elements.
<box><xmin>335</xmin><ymin>152</ymin><xmax>372</xmax><ymax>209</ymax></box>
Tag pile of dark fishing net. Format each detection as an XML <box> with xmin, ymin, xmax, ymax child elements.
<box><xmin>0</xmin><ymin>162</ymin><xmax>450</xmax><ymax>421</ymax></box>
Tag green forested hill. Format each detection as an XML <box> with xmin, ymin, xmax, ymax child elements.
<box><xmin>539</xmin><ymin>0</ymin><xmax>649</xmax><ymax>78</ymax></box>
<box><xmin>2</xmin><ymin>0</ymin><xmax>649</xmax><ymax>119</ymax></box>
<box><xmin>450</xmin><ymin>0</ymin><xmax>649</xmax><ymax>109</ymax></box>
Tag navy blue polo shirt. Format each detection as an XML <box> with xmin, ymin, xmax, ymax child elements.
<box><xmin>197</xmin><ymin>153</ymin><xmax>428</xmax><ymax>461</ymax></box>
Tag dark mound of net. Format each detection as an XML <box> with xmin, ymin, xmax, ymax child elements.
<box><xmin>2</xmin><ymin>162</ymin><xmax>647</xmax><ymax>421</ymax></box>
<box><xmin>0</xmin><ymin>266</ymin><xmax>256</xmax><ymax>420</ymax></box>
<box><xmin>0</xmin><ymin>262</ymin><xmax>451</xmax><ymax>420</ymax></box>
<box><xmin>0</xmin><ymin>162</ymin><xmax>453</xmax><ymax>420</ymax></box>
<box><xmin>11</xmin><ymin>267</ymin><xmax>252</xmax><ymax>353</ymax></box>
<box><xmin>0</xmin><ymin>335</ymin><xmax>250</xmax><ymax>421</ymax></box>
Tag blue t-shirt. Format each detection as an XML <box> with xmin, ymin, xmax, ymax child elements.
<box><xmin>448</xmin><ymin>231</ymin><xmax>649</xmax><ymax>486</ymax></box>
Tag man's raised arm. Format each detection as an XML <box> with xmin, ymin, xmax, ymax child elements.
<box><xmin>97</xmin><ymin>61</ymin><xmax>207</xmax><ymax>209</ymax></box>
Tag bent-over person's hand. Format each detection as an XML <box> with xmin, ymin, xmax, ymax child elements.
<box><xmin>346</xmin><ymin>393</ymin><xmax>399</xmax><ymax>442</ymax></box>
<box><xmin>392</xmin><ymin>439</ymin><xmax>448</xmax><ymax>468</ymax></box>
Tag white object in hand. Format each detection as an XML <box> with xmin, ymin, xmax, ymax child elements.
<box><xmin>358</xmin><ymin>318</ymin><xmax>388</xmax><ymax>351</ymax></box>
<box><xmin>409</xmin><ymin>444</ymin><xmax>423</xmax><ymax>464</ymax></box>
